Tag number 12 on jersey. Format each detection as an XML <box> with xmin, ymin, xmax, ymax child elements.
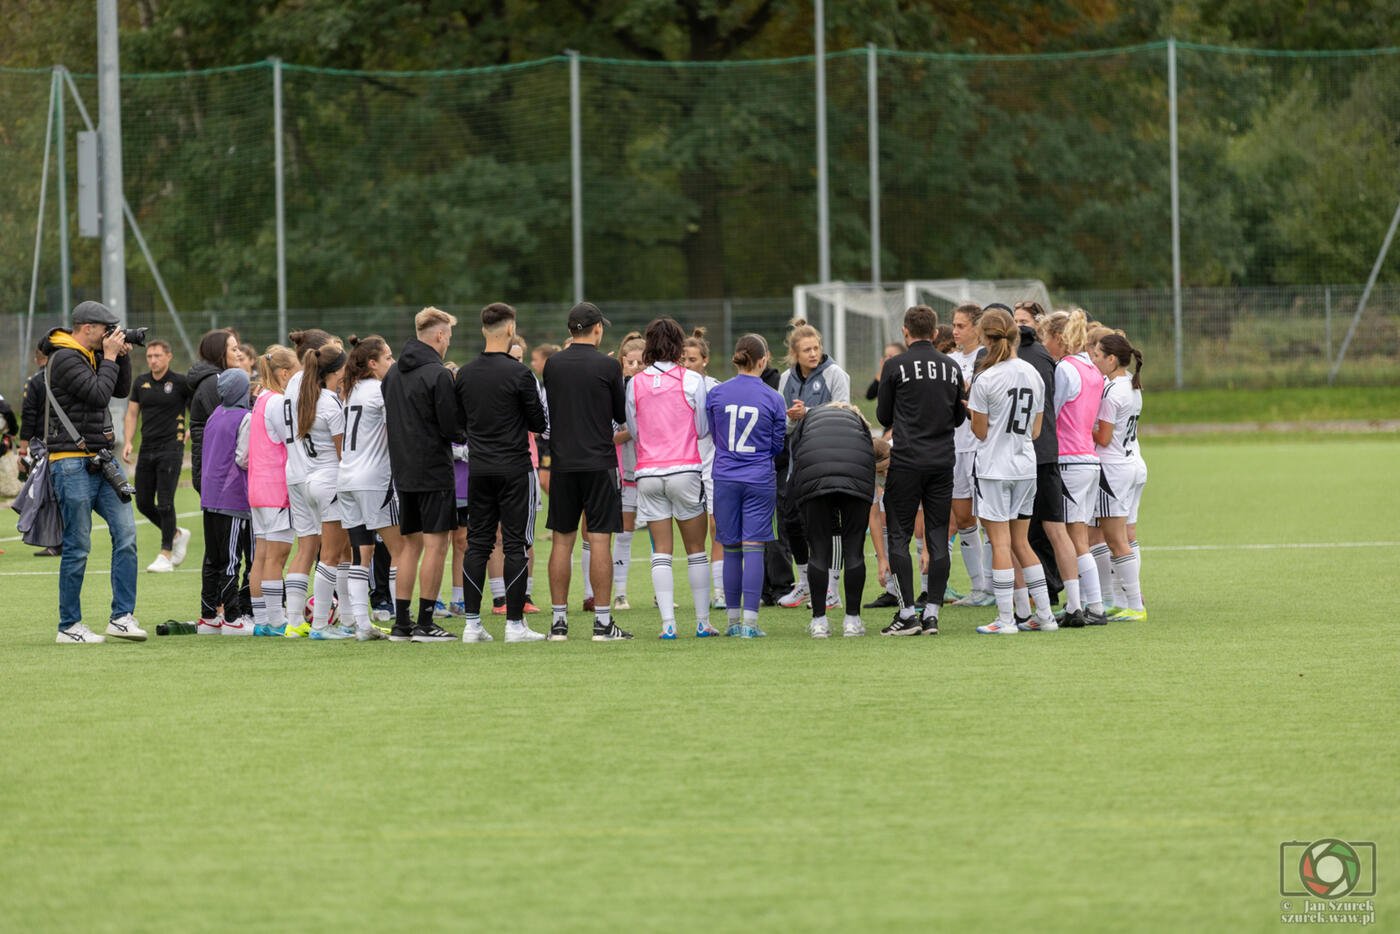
<box><xmin>724</xmin><ymin>404</ymin><xmax>759</xmax><ymax>453</ymax></box>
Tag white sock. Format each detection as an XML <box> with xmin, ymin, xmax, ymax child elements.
<box><xmin>1078</xmin><ymin>553</ymin><xmax>1103</xmax><ymax>613</ymax></box>
<box><xmin>313</xmin><ymin>562</ymin><xmax>337</xmax><ymax>628</ymax></box>
<box><xmin>797</xmin><ymin>564</ymin><xmax>809</xmax><ymax>589</ymax></box>
<box><xmin>991</xmin><ymin>567</ymin><xmax>1015</xmax><ymax>625</ymax></box>
<box><xmin>742</xmin><ymin>609</ymin><xmax>759</xmax><ymax>625</ymax></box>
<box><xmin>489</xmin><ymin>576</ymin><xmax>505</xmax><ymax>600</ymax></box>
<box><xmin>348</xmin><ymin>565</ymin><xmax>372</xmax><ymax>628</ymax></box>
<box><xmin>526</xmin><ymin>575</ymin><xmax>534</xmax><ymax>594</ymax></box>
<box><xmin>711</xmin><ymin>556</ymin><xmax>724</xmax><ymax>596</ymax></box>
<box><xmin>959</xmin><ymin>526</ymin><xmax>985</xmax><ymax>592</ymax></box>
<box><xmin>687</xmin><ymin>552</ymin><xmax>710</xmax><ymax>624</ymax></box>
<box><xmin>1091</xmin><ymin>544</ymin><xmax>1114</xmax><ymax>608</ymax></box>
<box><xmin>1023</xmin><ymin>564</ymin><xmax>1054</xmax><ymax>622</ymax></box>
<box><xmin>581</xmin><ymin>541</ymin><xmax>594</xmax><ymax>599</ymax></box>
<box><xmin>981</xmin><ymin>533</ymin><xmax>994</xmax><ymax>586</ymax></box>
<box><xmin>388</xmin><ymin>566</ymin><xmax>398</xmax><ymax>603</ymax></box>
<box><xmin>1063</xmin><ymin>578</ymin><xmax>1082</xmax><ymax>614</ymax></box>
<box><xmin>250</xmin><ymin>596</ymin><xmax>268</xmax><ymax>628</ymax></box>
<box><xmin>552</xmin><ymin>604</ymin><xmax>567</xmax><ymax>623</ymax></box>
<box><xmin>285</xmin><ymin>572</ymin><xmax>310</xmax><ymax>625</ymax></box>
<box><xmin>612</xmin><ymin>531</ymin><xmax>632</xmax><ymax>593</ymax></box>
<box><xmin>504</xmin><ymin>617</ymin><xmax>523</xmax><ymax>632</ymax></box>
<box><xmin>336</xmin><ymin>561</ymin><xmax>350</xmax><ymax>604</ymax></box>
<box><xmin>728</xmin><ymin>606</ymin><xmax>742</xmax><ymax>625</ymax></box>
<box><xmin>1113</xmin><ymin>553</ymin><xmax>1144</xmax><ymax>610</ymax></box>
<box><xmin>1014</xmin><ymin>586</ymin><xmax>1032</xmax><ymax>619</ymax></box>
<box><xmin>596</xmin><ymin>608</ymin><xmax>611</xmax><ymax>627</ymax></box>
<box><xmin>1130</xmin><ymin>539</ymin><xmax>1143</xmax><ymax>602</ymax></box>
<box><xmin>451</xmin><ymin>585</ymin><xmax>464</xmax><ymax>603</ymax></box>
<box><xmin>922</xmin><ymin>600</ymin><xmax>939</xmax><ymax>623</ymax></box>
<box><xmin>827</xmin><ymin>567</ymin><xmax>839</xmax><ymax>598</ymax></box>
<box><xmin>921</xmin><ymin>571</ymin><xmax>930</xmax><ymax>596</ymax></box>
<box><xmin>262</xmin><ymin>579</ymin><xmax>285</xmax><ymax>629</ymax></box>
<box><xmin>652</xmin><ymin>554</ymin><xmax>675</xmax><ymax>627</ymax></box>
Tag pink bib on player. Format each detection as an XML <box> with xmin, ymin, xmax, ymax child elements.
<box><xmin>633</xmin><ymin>365</ymin><xmax>700</xmax><ymax>472</ymax></box>
<box><xmin>248</xmin><ymin>391</ymin><xmax>290</xmax><ymax>508</ymax></box>
<box><xmin>1056</xmin><ymin>354</ymin><xmax>1104</xmax><ymax>459</ymax></box>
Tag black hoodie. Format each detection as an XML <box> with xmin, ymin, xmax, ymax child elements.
<box><xmin>1017</xmin><ymin>324</ymin><xmax>1059</xmax><ymax>465</ymax></box>
<box><xmin>383</xmin><ymin>337</ymin><xmax>462</xmax><ymax>492</ymax></box>
<box><xmin>186</xmin><ymin>359</ymin><xmax>221</xmax><ymax>492</ymax></box>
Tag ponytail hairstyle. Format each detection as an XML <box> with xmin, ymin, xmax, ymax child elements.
<box><xmin>288</xmin><ymin>327</ymin><xmax>333</xmax><ymax>357</ymax></box>
<box><xmin>975</xmin><ymin>308</ymin><xmax>1020</xmax><ymax>373</ymax></box>
<box><xmin>1042</xmin><ymin>307</ymin><xmax>1091</xmax><ymax>354</ymax></box>
<box><xmin>1097</xmin><ymin>333</ymin><xmax>1144</xmax><ymax>389</ymax></box>
<box><xmin>683</xmin><ymin>327</ymin><xmax>711</xmax><ymax>363</ymax></box>
<box><xmin>952</xmin><ymin>302</ymin><xmax>983</xmax><ymax>326</ymax></box>
<box><xmin>342</xmin><ymin>334</ymin><xmax>388</xmax><ymax>401</ymax></box>
<box><xmin>257</xmin><ymin>344</ymin><xmax>298</xmax><ymax>394</ymax></box>
<box><xmin>784</xmin><ymin>318</ymin><xmax>823</xmax><ymax>371</ymax></box>
<box><xmin>731</xmin><ymin>333</ymin><xmax>769</xmax><ymax>371</ymax></box>
<box><xmin>296</xmin><ymin>339</ymin><xmax>347</xmax><ymax>439</ymax></box>
<box><xmin>933</xmin><ymin>324</ymin><xmax>956</xmax><ymax>353</ymax></box>
<box><xmin>642</xmin><ymin>317</ymin><xmax>686</xmax><ymax>366</ymax></box>
<box><xmin>617</xmin><ymin>330</ymin><xmax>645</xmax><ymax>359</ymax></box>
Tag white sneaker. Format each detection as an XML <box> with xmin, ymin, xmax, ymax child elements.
<box><xmin>357</xmin><ymin>624</ymin><xmax>388</xmax><ymax>641</ymax></box>
<box><xmin>56</xmin><ymin>622</ymin><xmax>104</xmax><ymax>644</ymax></box>
<box><xmin>461</xmin><ymin>624</ymin><xmax>494</xmax><ymax>643</ymax></box>
<box><xmin>146</xmin><ymin>554</ymin><xmax>174</xmax><ymax>573</ymax></box>
<box><xmin>612</xmin><ymin>595</ymin><xmax>630</xmax><ymax>611</ymax></box>
<box><xmin>778</xmin><ymin>583</ymin><xmax>810</xmax><ymax>608</ymax></box>
<box><xmin>809</xmin><ymin>617</ymin><xmax>830</xmax><ymax>639</ymax></box>
<box><xmin>976</xmin><ymin>620</ymin><xmax>1020</xmax><ymax>635</ymax></box>
<box><xmin>711</xmin><ymin>593</ymin><xmax>727</xmax><ymax>610</ymax></box>
<box><xmin>196</xmin><ymin>618</ymin><xmax>223</xmax><ymax>635</ymax></box>
<box><xmin>504</xmin><ymin>623</ymin><xmax>546</xmax><ymax>643</ymax></box>
<box><xmin>371</xmin><ymin>607</ymin><xmax>393</xmax><ymax>623</ymax></box>
<box><xmin>171</xmin><ymin>527</ymin><xmax>191</xmax><ymax>566</ymax></box>
<box><xmin>106</xmin><ymin>614</ymin><xmax>147</xmax><ymax>641</ymax></box>
<box><xmin>954</xmin><ymin>589</ymin><xmax>996</xmax><ymax>607</ymax></box>
<box><xmin>825</xmin><ymin>587</ymin><xmax>841</xmax><ymax>610</ymax></box>
<box><xmin>221</xmin><ymin>616</ymin><xmax>254</xmax><ymax>636</ymax></box>
<box><xmin>842</xmin><ymin>617</ymin><xmax>866</xmax><ymax>638</ymax></box>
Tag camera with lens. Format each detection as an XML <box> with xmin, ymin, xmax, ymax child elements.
<box><xmin>88</xmin><ymin>448</ymin><xmax>136</xmax><ymax>502</ymax></box>
<box><xmin>105</xmin><ymin>324</ymin><xmax>149</xmax><ymax>347</ymax></box>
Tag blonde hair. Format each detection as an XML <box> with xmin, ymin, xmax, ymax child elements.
<box><xmin>784</xmin><ymin>318</ymin><xmax>823</xmax><ymax>371</ymax></box>
<box><xmin>976</xmin><ymin>309</ymin><xmax>1019</xmax><ymax>373</ymax></box>
<box><xmin>683</xmin><ymin>326</ymin><xmax>710</xmax><ymax>361</ymax></box>
<box><xmin>415</xmin><ymin>306</ymin><xmax>457</xmax><ymax>335</ymax></box>
<box><xmin>1041</xmin><ymin>308</ymin><xmax>1091</xmax><ymax>354</ymax></box>
<box><xmin>257</xmin><ymin>344</ymin><xmax>298</xmax><ymax>394</ymax></box>
<box><xmin>617</xmin><ymin>331</ymin><xmax>645</xmax><ymax>359</ymax></box>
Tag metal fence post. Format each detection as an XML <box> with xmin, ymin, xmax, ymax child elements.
<box><xmin>722</xmin><ymin>298</ymin><xmax>733</xmax><ymax>358</ymax></box>
<box><xmin>1168</xmin><ymin>37</ymin><xmax>1184</xmax><ymax>390</ymax></box>
<box><xmin>1324</xmin><ymin>285</ymin><xmax>1332</xmax><ymax>361</ymax></box>
<box><xmin>55</xmin><ymin>66</ymin><xmax>71</xmax><ymax>324</ymax></box>
<box><xmin>815</xmin><ymin>0</ymin><xmax>830</xmax><ymax>284</ymax></box>
<box><xmin>1329</xmin><ymin>199</ymin><xmax>1400</xmax><ymax>385</ymax></box>
<box><xmin>272</xmin><ymin>57</ymin><xmax>287</xmax><ymax>342</ymax></box>
<box><xmin>867</xmin><ymin>43</ymin><xmax>880</xmax><ymax>287</ymax></box>
<box><xmin>97</xmin><ymin>0</ymin><xmax>128</xmax><ymax>326</ymax></box>
<box><xmin>568</xmin><ymin>50</ymin><xmax>584</xmax><ymax>303</ymax></box>
<box><xmin>25</xmin><ymin>70</ymin><xmax>56</xmax><ymax>364</ymax></box>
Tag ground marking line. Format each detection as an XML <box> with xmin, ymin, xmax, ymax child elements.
<box><xmin>0</xmin><ymin>509</ymin><xmax>202</xmax><ymax>544</ymax></box>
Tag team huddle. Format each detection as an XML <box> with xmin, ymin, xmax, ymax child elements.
<box><xmin>42</xmin><ymin>296</ymin><xmax>1149</xmax><ymax>644</ymax></box>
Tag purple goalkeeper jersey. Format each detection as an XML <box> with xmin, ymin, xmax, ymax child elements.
<box><xmin>706</xmin><ymin>374</ymin><xmax>786</xmax><ymax>486</ymax></box>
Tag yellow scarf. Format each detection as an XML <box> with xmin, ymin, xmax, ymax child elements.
<box><xmin>45</xmin><ymin>330</ymin><xmax>100</xmax><ymax>460</ymax></box>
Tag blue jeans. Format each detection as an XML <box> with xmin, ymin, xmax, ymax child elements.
<box><xmin>50</xmin><ymin>456</ymin><xmax>139</xmax><ymax>630</ymax></box>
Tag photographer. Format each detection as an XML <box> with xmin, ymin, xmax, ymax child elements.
<box><xmin>43</xmin><ymin>301</ymin><xmax>145</xmax><ymax>643</ymax></box>
<box><xmin>122</xmin><ymin>339</ymin><xmax>192</xmax><ymax>573</ymax></box>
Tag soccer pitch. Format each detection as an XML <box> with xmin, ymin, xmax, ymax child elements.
<box><xmin>2</xmin><ymin>438</ymin><xmax>1397</xmax><ymax>930</ymax></box>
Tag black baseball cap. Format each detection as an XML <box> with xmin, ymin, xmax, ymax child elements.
<box><xmin>567</xmin><ymin>301</ymin><xmax>611</xmax><ymax>333</ymax></box>
<box><xmin>72</xmin><ymin>300</ymin><xmax>120</xmax><ymax>327</ymax></box>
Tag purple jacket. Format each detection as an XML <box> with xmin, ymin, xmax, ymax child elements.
<box><xmin>201</xmin><ymin>405</ymin><xmax>249</xmax><ymax>515</ymax></box>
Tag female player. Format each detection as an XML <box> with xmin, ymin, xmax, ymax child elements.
<box><xmin>947</xmin><ymin>304</ymin><xmax>993</xmax><ymax>607</ymax></box>
<box><xmin>625</xmin><ymin>317</ymin><xmax>714</xmax><ymax>639</ymax></box>
<box><xmin>1041</xmin><ymin>308</ymin><xmax>1109</xmax><ymax>627</ymax></box>
<box><xmin>966</xmin><ymin>309</ymin><xmax>1058</xmax><ymax>635</ymax></box>
<box><xmin>282</xmin><ymin>328</ymin><xmax>335</xmax><ymax>635</ymax></box>
<box><xmin>776</xmin><ymin>319</ymin><xmax>851</xmax><ymax>611</ymax></box>
<box><xmin>706</xmin><ymin>334</ymin><xmax>786</xmax><ymax>637</ymax></box>
<box><xmin>295</xmin><ymin>340</ymin><xmax>352</xmax><ymax>639</ymax></box>
<box><xmin>1091</xmin><ymin>332</ymin><xmax>1148</xmax><ymax>621</ymax></box>
<box><xmin>789</xmin><ymin>402</ymin><xmax>877</xmax><ymax>639</ymax></box>
<box><xmin>682</xmin><ymin>327</ymin><xmax>725</xmax><ymax>608</ymax></box>
<box><xmin>197</xmin><ymin>367</ymin><xmax>255</xmax><ymax>634</ymax></box>
<box><xmin>246</xmin><ymin>345</ymin><xmax>299</xmax><ymax>636</ymax></box>
<box><xmin>610</xmin><ymin>331</ymin><xmax>645</xmax><ymax>611</ymax></box>
<box><xmin>337</xmin><ymin>335</ymin><xmax>407</xmax><ymax>641</ymax></box>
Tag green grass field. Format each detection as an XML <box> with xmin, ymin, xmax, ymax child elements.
<box><xmin>3</xmin><ymin>437</ymin><xmax>1398</xmax><ymax>930</ymax></box>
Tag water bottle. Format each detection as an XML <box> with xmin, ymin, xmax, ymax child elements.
<box><xmin>155</xmin><ymin>619</ymin><xmax>198</xmax><ymax>636</ymax></box>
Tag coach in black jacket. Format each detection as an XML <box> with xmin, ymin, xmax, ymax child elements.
<box><xmin>875</xmin><ymin>304</ymin><xmax>965</xmax><ymax>636</ymax></box>
<box><xmin>383</xmin><ymin>306</ymin><xmax>463</xmax><ymax>642</ymax></box>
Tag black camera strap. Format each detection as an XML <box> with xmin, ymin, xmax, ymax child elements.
<box><xmin>44</xmin><ymin>361</ymin><xmax>89</xmax><ymax>453</ymax></box>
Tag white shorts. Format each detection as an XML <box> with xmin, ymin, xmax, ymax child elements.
<box><xmin>621</xmin><ymin>481</ymin><xmax>638</xmax><ymax>512</ymax></box>
<box><xmin>703</xmin><ymin>476</ymin><xmax>714</xmax><ymax>515</ymax></box>
<box><xmin>251</xmin><ymin>506</ymin><xmax>294</xmax><ymax>544</ymax></box>
<box><xmin>1097</xmin><ymin>460</ymin><xmax>1147</xmax><ymax>523</ymax></box>
<box><xmin>636</xmin><ymin>471</ymin><xmax>706</xmax><ymax>524</ymax></box>
<box><xmin>1059</xmin><ymin>462</ymin><xmax>1100</xmax><ymax>525</ymax></box>
<box><xmin>287</xmin><ymin>482</ymin><xmax>318</xmax><ymax>538</ymax></box>
<box><xmin>953</xmin><ymin>450</ymin><xmax>976</xmax><ymax>500</ymax></box>
<box><xmin>340</xmin><ymin>488</ymin><xmax>398</xmax><ymax>532</ymax></box>
<box><xmin>975</xmin><ymin>477</ymin><xmax>1036</xmax><ymax>523</ymax></box>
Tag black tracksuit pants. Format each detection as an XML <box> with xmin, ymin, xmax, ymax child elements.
<box><xmin>135</xmin><ymin>446</ymin><xmax>182</xmax><ymax>551</ymax></box>
<box><xmin>201</xmin><ymin>511</ymin><xmax>252</xmax><ymax>620</ymax></box>
<box><xmin>884</xmin><ymin>465</ymin><xmax>953</xmax><ymax>611</ymax></box>
<box><xmin>461</xmin><ymin>471</ymin><xmax>534</xmax><ymax>619</ymax></box>
<box><xmin>802</xmin><ymin>494</ymin><xmax>870</xmax><ymax>619</ymax></box>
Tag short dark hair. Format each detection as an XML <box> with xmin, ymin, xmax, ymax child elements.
<box><xmin>146</xmin><ymin>339</ymin><xmax>172</xmax><ymax>354</ymax></box>
<box><xmin>903</xmin><ymin>305</ymin><xmax>937</xmax><ymax>340</ymax></box>
<box><xmin>481</xmin><ymin>302</ymin><xmax>516</xmax><ymax>329</ymax></box>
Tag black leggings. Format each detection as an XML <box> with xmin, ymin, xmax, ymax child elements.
<box><xmin>135</xmin><ymin>447</ymin><xmax>182</xmax><ymax>550</ymax></box>
<box><xmin>884</xmin><ymin>466</ymin><xmax>953</xmax><ymax>609</ymax></box>
<box><xmin>780</xmin><ymin>484</ymin><xmax>809</xmax><ymax>567</ymax></box>
<box><xmin>801</xmin><ymin>494</ymin><xmax>870</xmax><ymax>619</ymax></box>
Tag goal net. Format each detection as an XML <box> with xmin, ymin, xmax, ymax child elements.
<box><xmin>792</xmin><ymin>279</ymin><xmax>1055</xmax><ymax>386</ymax></box>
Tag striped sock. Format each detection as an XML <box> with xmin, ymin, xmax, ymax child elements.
<box><xmin>348</xmin><ymin>565</ymin><xmax>372</xmax><ymax>629</ymax></box>
<box><xmin>312</xmin><ymin>562</ymin><xmax>337</xmax><ymax>629</ymax></box>
<box><xmin>687</xmin><ymin>552</ymin><xmax>710</xmax><ymax>625</ymax></box>
<box><xmin>285</xmin><ymin>573</ymin><xmax>310</xmax><ymax>625</ymax></box>
<box><xmin>1078</xmin><ymin>553</ymin><xmax>1103</xmax><ymax>613</ymax></box>
<box><xmin>262</xmin><ymin>579</ymin><xmax>285</xmax><ymax>628</ymax></box>
<box><xmin>992</xmin><ymin>567</ymin><xmax>1016</xmax><ymax>625</ymax></box>
<box><xmin>1023</xmin><ymin>564</ymin><xmax>1053</xmax><ymax>622</ymax></box>
<box><xmin>1112</xmin><ymin>553</ymin><xmax>1144</xmax><ymax>610</ymax></box>
<box><xmin>652</xmin><ymin>554</ymin><xmax>675</xmax><ymax>630</ymax></box>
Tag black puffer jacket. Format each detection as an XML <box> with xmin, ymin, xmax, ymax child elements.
<box><xmin>788</xmin><ymin>404</ymin><xmax>875</xmax><ymax>506</ymax></box>
<box><xmin>1018</xmin><ymin>325</ymin><xmax>1059</xmax><ymax>465</ymax></box>
<box><xmin>38</xmin><ymin>328</ymin><xmax>131</xmax><ymax>454</ymax></box>
<box><xmin>186</xmin><ymin>360</ymin><xmax>221</xmax><ymax>492</ymax></box>
<box><xmin>383</xmin><ymin>338</ymin><xmax>462</xmax><ymax>492</ymax></box>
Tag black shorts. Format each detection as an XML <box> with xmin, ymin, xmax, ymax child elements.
<box><xmin>546</xmin><ymin>469</ymin><xmax>622</xmax><ymax>534</ymax></box>
<box><xmin>398</xmin><ymin>488</ymin><xmax>458</xmax><ymax>536</ymax></box>
<box><xmin>1032</xmin><ymin>461</ymin><xmax>1066</xmax><ymax>524</ymax></box>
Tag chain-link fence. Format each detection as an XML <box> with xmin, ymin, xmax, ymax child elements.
<box><xmin>4</xmin><ymin>42</ymin><xmax>1400</xmax><ymax>405</ymax></box>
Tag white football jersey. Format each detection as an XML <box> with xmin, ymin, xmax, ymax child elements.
<box><xmin>302</xmin><ymin>388</ymin><xmax>344</xmax><ymax>479</ymax></box>
<box><xmin>261</xmin><ymin>390</ymin><xmax>290</xmax><ymax>452</ymax></box>
<box><xmin>948</xmin><ymin>347</ymin><xmax>981</xmax><ymax>452</ymax></box>
<box><xmin>1096</xmin><ymin>375</ymin><xmax>1142</xmax><ymax>464</ymax></box>
<box><xmin>337</xmin><ymin>379</ymin><xmax>391</xmax><ymax>493</ymax></box>
<box><xmin>698</xmin><ymin>374</ymin><xmax>720</xmax><ymax>481</ymax></box>
<box><xmin>968</xmin><ymin>357</ymin><xmax>1044</xmax><ymax>481</ymax></box>
<box><xmin>283</xmin><ymin>371</ymin><xmax>309</xmax><ymax>484</ymax></box>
